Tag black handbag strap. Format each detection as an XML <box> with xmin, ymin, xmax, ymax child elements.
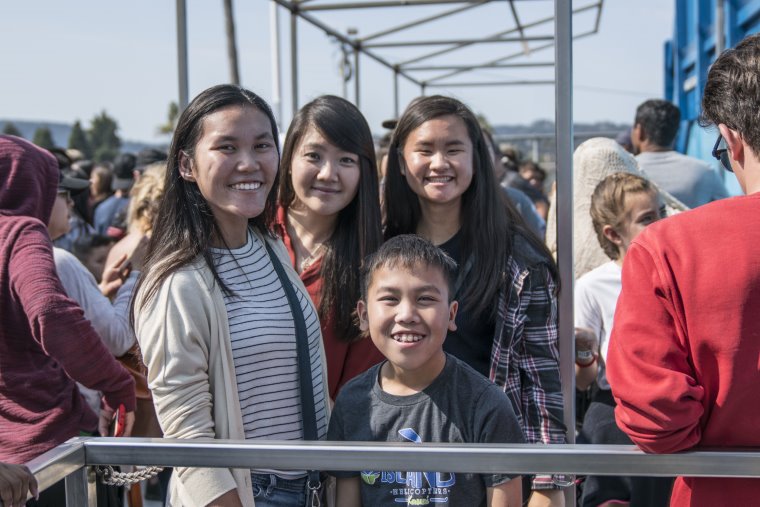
<box><xmin>264</xmin><ymin>242</ymin><xmax>322</xmax><ymax>492</ymax></box>
<box><xmin>265</xmin><ymin>242</ymin><xmax>319</xmax><ymax>441</ymax></box>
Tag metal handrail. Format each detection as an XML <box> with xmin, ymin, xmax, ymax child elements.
<box><xmin>27</xmin><ymin>438</ymin><xmax>760</xmax><ymax>487</ymax></box>
<box><xmin>23</xmin><ymin>438</ymin><xmax>760</xmax><ymax>506</ymax></box>
<box><xmin>25</xmin><ymin>440</ymin><xmax>85</xmax><ymax>494</ymax></box>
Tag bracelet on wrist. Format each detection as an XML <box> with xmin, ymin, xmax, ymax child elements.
<box><xmin>575</xmin><ymin>353</ymin><xmax>597</xmax><ymax>368</ymax></box>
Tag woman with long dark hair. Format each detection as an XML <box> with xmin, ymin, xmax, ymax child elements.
<box><xmin>133</xmin><ymin>85</ymin><xmax>329</xmax><ymax>507</ymax></box>
<box><xmin>277</xmin><ymin>95</ymin><xmax>384</xmax><ymax>400</ymax></box>
<box><xmin>384</xmin><ymin>95</ymin><xmax>566</xmax><ymax>506</ymax></box>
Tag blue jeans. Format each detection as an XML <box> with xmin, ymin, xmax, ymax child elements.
<box><xmin>251</xmin><ymin>474</ymin><xmax>309</xmax><ymax>507</ymax></box>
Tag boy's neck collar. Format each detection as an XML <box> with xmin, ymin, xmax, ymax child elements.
<box><xmin>378</xmin><ymin>353</ymin><xmax>448</xmax><ymax>396</ymax></box>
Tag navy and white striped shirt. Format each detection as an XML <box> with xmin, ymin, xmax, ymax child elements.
<box><xmin>212</xmin><ymin>231</ymin><xmax>326</xmax><ymax>478</ymax></box>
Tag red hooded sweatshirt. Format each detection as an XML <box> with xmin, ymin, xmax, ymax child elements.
<box><xmin>607</xmin><ymin>194</ymin><xmax>760</xmax><ymax>506</ymax></box>
<box><xmin>0</xmin><ymin>135</ymin><xmax>135</xmax><ymax>464</ymax></box>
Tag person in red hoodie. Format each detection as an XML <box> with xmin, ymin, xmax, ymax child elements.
<box><xmin>0</xmin><ymin>135</ymin><xmax>135</xmax><ymax>503</ymax></box>
<box><xmin>606</xmin><ymin>33</ymin><xmax>760</xmax><ymax>506</ymax></box>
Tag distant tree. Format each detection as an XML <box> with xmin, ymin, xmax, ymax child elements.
<box><xmin>476</xmin><ymin>113</ymin><xmax>493</xmax><ymax>134</ymax></box>
<box><xmin>88</xmin><ymin>111</ymin><xmax>121</xmax><ymax>162</ymax></box>
<box><xmin>157</xmin><ymin>101</ymin><xmax>179</xmax><ymax>135</ymax></box>
<box><xmin>32</xmin><ymin>127</ymin><xmax>55</xmax><ymax>150</ymax></box>
<box><xmin>2</xmin><ymin>122</ymin><xmax>22</xmax><ymax>137</ymax></box>
<box><xmin>68</xmin><ymin>120</ymin><xmax>92</xmax><ymax>159</ymax></box>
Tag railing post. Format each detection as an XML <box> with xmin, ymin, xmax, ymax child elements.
<box><xmin>290</xmin><ymin>9</ymin><xmax>299</xmax><ymax>122</ymax></box>
<box><xmin>175</xmin><ymin>0</ymin><xmax>189</xmax><ymax>112</ymax></box>
<box><xmin>354</xmin><ymin>47</ymin><xmax>360</xmax><ymax>108</ymax></box>
<box><xmin>64</xmin><ymin>467</ymin><xmax>90</xmax><ymax>506</ymax></box>
<box><xmin>554</xmin><ymin>0</ymin><xmax>575</xmax><ymax>502</ymax></box>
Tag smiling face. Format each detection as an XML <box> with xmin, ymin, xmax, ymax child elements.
<box><xmin>180</xmin><ymin>105</ymin><xmax>279</xmax><ymax>247</ymax></box>
<box><xmin>400</xmin><ymin>114</ymin><xmax>474</xmax><ymax>210</ymax></box>
<box><xmin>357</xmin><ymin>263</ymin><xmax>458</xmax><ymax>388</ymax></box>
<box><xmin>289</xmin><ymin>126</ymin><xmax>361</xmax><ymax>219</ymax></box>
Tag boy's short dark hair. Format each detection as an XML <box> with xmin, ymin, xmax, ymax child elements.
<box><xmin>360</xmin><ymin>234</ymin><xmax>457</xmax><ymax>301</ymax></box>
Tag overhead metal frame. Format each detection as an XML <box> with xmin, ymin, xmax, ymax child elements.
<box><xmin>269</xmin><ymin>0</ymin><xmax>602</xmax><ymax>115</ymax></box>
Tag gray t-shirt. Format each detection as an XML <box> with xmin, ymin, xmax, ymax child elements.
<box><xmin>636</xmin><ymin>150</ymin><xmax>729</xmax><ymax>208</ymax></box>
<box><xmin>328</xmin><ymin>354</ymin><xmax>524</xmax><ymax>507</ymax></box>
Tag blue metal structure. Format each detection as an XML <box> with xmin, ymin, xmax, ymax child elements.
<box><xmin>665</xmin><ymin>0</ymin><xmax>760</xmax><ymax>194</ymax></box>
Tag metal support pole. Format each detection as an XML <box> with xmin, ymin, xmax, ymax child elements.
<box><xmin>354</xmin><ymin>48</ymin><xmax>360</xmax><ymax>108</ymax></box>
<box><xmin>87</xmin><ymin>467</ymin><xmax>97</xmax><ymax>503</ymax></box>
<box><xmin>223</xmin><ymin>0</ymin><xmax>240</xmax><ymax>85</ymax></box>
<box><xmin>64</xmin><ymin>467</ymin><xmax>90</xmax><ymax>507</ymax></box>
<box><xmin>554</xmin><ymin>0</ymin><xmax>575</xmax><ymax>487</ymax></box>
<box><xmin>716</xmin><ymin>0</ymin><xmax>725</xmax><ymax>56</ymax></box>
<box><xmin>532</xmin><ymin>139</ymin><xmax>539</xmax><ymax>162</ymax></box>
<box><xmin>270</xmin><ymin>1</ymin><xmax>283</xmax><ymax>127</ymax></box>
<box><xmin>554</xmin><ymin>13</ymin><xmax>576</xmax><ymax>507</ymax></box>
<box><xmin>394</xmin><ymin>69</ymin><xmax>400</xmax><ymax>117</ymax></box>
<box><xmin>421</xmin><ymin>83</ymin><xmax>427</xmax><ymax>96</ymax></box>
<box><xmin>176</xmin><ymin>0</ymin><xmax>189</xmax><ymax>111</ymax></box>
<box><xmin>290</xmin><ymin>10</ymin><xmax>299</xmax><ymax>120</ymax></box>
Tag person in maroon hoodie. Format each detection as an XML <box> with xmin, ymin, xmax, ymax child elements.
<box><xmin>277</xmin><ymin>95</ymin><xmax>384</xmax><ymax>400</ymax></box>
<box><xmin>607</xmin><ymin>33</ymin><xmax>760</xmax><ymax>507</ymax></box>
<box><xmin>0</xmin><ymin>135</ymin><xmax>135</xmax><ymax>500</ymax></box>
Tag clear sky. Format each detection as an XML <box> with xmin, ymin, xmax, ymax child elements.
<box><xmin>0</xmin><ymin>0</ymin><xmax>673</xmax><ymax>144</ymax></box>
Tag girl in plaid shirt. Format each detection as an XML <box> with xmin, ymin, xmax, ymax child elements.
<box><xmin>383</xmin><ymin>95</ymin><xmax>566</xmax><ymax>507</ymax></box>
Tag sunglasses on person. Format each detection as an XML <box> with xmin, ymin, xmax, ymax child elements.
<box><xmin>712</xmin><ymin>134</ymin><xmax>733</xmax><ymax>173</ymax></box>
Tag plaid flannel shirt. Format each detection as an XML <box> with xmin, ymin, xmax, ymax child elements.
<box><xmin>489</xmin><ymin>241</ymin><xmax>567</xmax><ymax>491</ymax></box>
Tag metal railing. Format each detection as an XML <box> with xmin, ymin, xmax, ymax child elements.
<box><xmin>24</xmin><ymin>438</ymin><xmax>760</xmax><ymax>506</ymax></box>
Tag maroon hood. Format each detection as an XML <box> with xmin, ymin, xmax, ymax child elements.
<box><xmin>0</xmin><ymin>135</ymin><xmax>58</xmax><ymax>223</ymax></box>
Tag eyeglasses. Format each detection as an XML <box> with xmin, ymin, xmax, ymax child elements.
<box><xmin>712</xmin><ymin>134</ymin><xmax>733</xmax><ymax>173</ymax></box>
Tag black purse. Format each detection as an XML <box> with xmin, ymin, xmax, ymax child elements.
<box><xmin>265</xmin><ymin>242</ymin><xmax>323</xmax><ymax>506</ymax></box>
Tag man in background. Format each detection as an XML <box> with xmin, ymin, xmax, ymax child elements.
<box><xmin>632</xmin><ymin>98</ymin><xmax>728</xmax><ymax>207</ymax></box>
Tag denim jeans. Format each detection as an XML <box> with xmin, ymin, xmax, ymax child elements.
<box><xmin>251</xmin><ymin>474</ymin><xmax>310</xmax><ymax>507</ymax></box>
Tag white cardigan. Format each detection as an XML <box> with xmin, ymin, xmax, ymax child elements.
<box><xmin>135</xmin><ymin>230</ymin><xmax>330</xmax><ymax>507</ymax></box>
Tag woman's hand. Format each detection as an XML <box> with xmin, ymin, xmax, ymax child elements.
<box><xmin>0</xmin><ymin>462</ymin><xmax>38</xmax><ymax>507</ymax></box>
<box><xmin>99</xmin><ymin>253</ymin><xmax>129</xmax><ymax>298</ymax></box>
<box><xmin>98</xmin><ymin>404</ymin><xmax>136</xmax><ymax>437</ymax></box>
<box><xmin>574</xmin><ymin>327</ymin><xmax>598</xmax><ymax>354</ymax></box>
<box><xmin>575</xmin><ymin>327</ymin><xmax>599</xmax><ymax>391</ymax></box>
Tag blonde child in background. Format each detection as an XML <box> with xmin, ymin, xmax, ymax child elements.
<box><xmin>575</xmin><ymin>172</ymin><xmax>672</xmax><ymax>507</ymax></box>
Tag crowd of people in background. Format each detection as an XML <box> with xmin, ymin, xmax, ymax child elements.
<box><xmin>2</xmin><ymin>32</ymin><xmax>760</xmax><ymax>507</ymax></box>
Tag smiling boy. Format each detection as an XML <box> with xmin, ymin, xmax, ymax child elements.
<box><xmin>327</xmin><ymin>235</ymin><xmax>524</xmax><ymax>507</ymax></box>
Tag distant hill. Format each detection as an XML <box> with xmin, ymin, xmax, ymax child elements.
<box><xmin>492</xmin><ymin>119</ymin><xmax>629</xmax><ymax>136</ymax></box>
<box><xmin>2</xmin><ymin>117</ymin><xmax>628</xmax><ymax>164</ymax></box>
<box><xmin>0</xmin><ymin>119</ymin><xmax>165</xmax><ymax>154</ymax></box>
<box><xmin>491</xmin><ymin>120</ymin><xmax>631</xmax><ymax>166</ymax></box>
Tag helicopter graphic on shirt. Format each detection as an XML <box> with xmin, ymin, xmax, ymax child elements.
<box><xmin>361</xmin><ymin>428</ymin><xmax>456</xmax><ymax>504</ymax></box>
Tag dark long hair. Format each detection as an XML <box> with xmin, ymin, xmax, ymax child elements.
<box><xmin>384</xmin><ymin>95</ymin><xmax>556</xmax><ymax>320</ymax></box>
<box><xmin>279</xmin><ymin>95</ymin><xmax>382</xmax><ymax>343</ymax></box>
<box><xmin>133</xmin><ymin>84</ymin><xmax>280</xmax><ymax>316</ymax></box>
